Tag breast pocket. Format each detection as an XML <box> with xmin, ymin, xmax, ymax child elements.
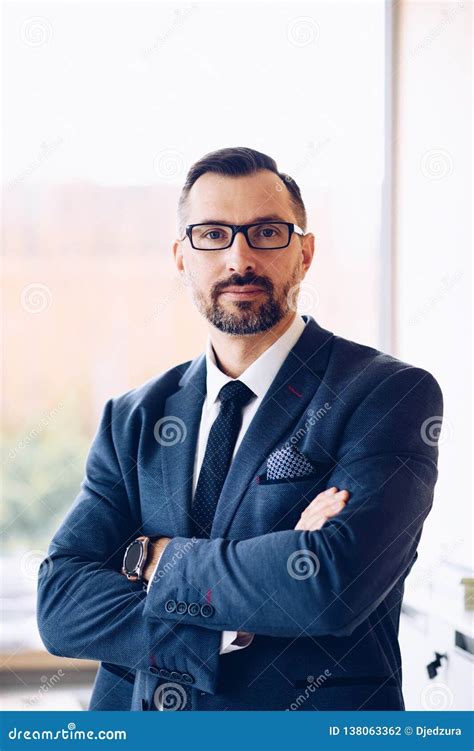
<box><xmin>235</xmin><ymin>467</ymin><xmax>334</xmax><ymax>537</ymax></box>
<box><xmin>255</xmin><ymin>458</ymin><xmax>335</xmax><ymax>486</ymax></box>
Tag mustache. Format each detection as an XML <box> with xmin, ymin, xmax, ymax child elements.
<box><xmin>213</xmin><ymin>274</ymin><xmax>273</xmax><ymax>295</ymax></box>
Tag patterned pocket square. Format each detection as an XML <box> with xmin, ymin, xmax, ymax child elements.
<box><xmin>266</xmin><ymin>445</ymin><xmax>317</xmax><ymax>481</ymax></box>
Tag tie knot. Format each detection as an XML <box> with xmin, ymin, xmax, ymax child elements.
<box><xmin>218</xmin><ymin>380</ymin><xmax>255</xmax><ymax>408</ymax></box>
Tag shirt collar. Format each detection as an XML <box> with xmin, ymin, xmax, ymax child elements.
<box><xmin>205</xmin><ymin>314</ymin><xmax>306</xmax><ymax>407</ymax></box>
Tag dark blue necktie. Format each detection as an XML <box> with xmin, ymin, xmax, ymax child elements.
<box><xmin>191</xmin><ymin>380</ymin><xmax>255</xmax><ymax>538</ymax></box>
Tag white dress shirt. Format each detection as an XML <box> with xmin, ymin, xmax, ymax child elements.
<box><xmin>147</xmin><ymin>313</ymin><xmax>307</xmax><ymax>654</ymax></box>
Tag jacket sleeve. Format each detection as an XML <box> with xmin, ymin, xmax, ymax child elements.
<box><xmin>36</xmin><ymin>398</ymin><xmax>221</xmax><ymax>694</ymax></box>
<box><xmin>143</xmin><ymin>367</ymin><xmax>443</xmax><ymax>638</ymax></box>
<box><xmin>146</xmin><ymin>566</ymin><xmax>240</xmax><ymax>654</ymax></box>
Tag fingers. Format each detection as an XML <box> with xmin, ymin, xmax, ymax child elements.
<box><xmin>306</xmin><ymin>487</ymin><xmax>349</xmax><ymax>515</ymax></box>
<box><xmin>297</xmin><ymin>503</ymin><xmax>344</xmax><ymax>531</ymax></box>
<box><xmin>294</xmin><ymin>487</ymin><xmax>349</xmax><ymax>531</ymax></box>
<box><xmin>295</xmin><ymin>502</ymin><xmax>346</xmax><ymax>531</ymax></box>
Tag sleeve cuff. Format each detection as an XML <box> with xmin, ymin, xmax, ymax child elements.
<box><xmin>146</xmin><ymin>557</ymin><xmax>161</xmax><ymax>594</ymax></box>
<box><xmin>220</xmin><ymin>630</ymin><xmax>237</xmax><ymax>654</ymax></box>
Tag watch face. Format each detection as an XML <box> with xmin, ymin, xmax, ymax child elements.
<box><xmin>126</xmin><ymin>540</ymin><xmax>142</xmax><ymax>571</ymax></box>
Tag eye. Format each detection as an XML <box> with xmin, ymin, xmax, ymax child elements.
<box><xmin>255</xmin><ymin>224</ymin><xmax>283</xmax><ymax>237</ymax></box>
<box><xmin>196</xmin><ymin>225</ymin><xmax>232</xmax><ymax>241</ymax></box>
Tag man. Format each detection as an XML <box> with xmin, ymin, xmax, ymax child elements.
<box><xmin>37</xmin><ymin>146</ymin><xmax>443</xmax><ymax>711</ymax></box>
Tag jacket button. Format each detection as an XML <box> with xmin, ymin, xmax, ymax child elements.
<box><xmin>200</xmin><ymin>603</ymin><xmax>214</xmax><ymax>618</ymax></box>
<box><xmin>149</xmin><ymin>666</ymin><xmax>160</xmax><ymax>674</ymax></box>
<box><xmin>188</xmin><ymin>602</ymin><xmax>200</xmax><ymax>616</ymax></box>
<box><xmin>176</xmin><ymin>601</ymin><xmax>188</xmax><ymax>615</ymax></box>
<box><xmin>182</xmin><ymin>673</ymin><xmax>194</xmax><ymax>684</ymax></box>
<box><xmin>159</xmin><ymin>668</ymin><xmax>171</xmax><ymax>679</ymax></box>
<box><xmin>170</xmin><ymin>671</ymin><xmax>181</xmax><ymax>681</ymax></box>
<box><xmin>165</xmin><ymin>599</ymin><xmax>177</xmax><ymax>613</ymax></box>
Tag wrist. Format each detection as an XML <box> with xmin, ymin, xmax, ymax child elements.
<box><xmin>143</xmin><ymin>537</ymin><xmax>171</xmax><ymax>584</ymax></box>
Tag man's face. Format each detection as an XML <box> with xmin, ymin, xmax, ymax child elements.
<box><xmin>173</xmin><ymin>169</ymin><xmax>315</xmax><ymax>335</ymax></box>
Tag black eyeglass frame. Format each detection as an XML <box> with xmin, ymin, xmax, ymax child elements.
<box><xmin>181</xmin><ymin>221</ymin><xmax>305</xmax><ymax>251</ymax></box>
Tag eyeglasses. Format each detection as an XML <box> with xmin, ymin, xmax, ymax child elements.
<box><xmin>182</xmin><ymin>221</ymin><xmax>305</xmax><ymax>251</ymax></box>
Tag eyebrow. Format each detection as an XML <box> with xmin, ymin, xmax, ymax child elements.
<box><xmin>194</xmin><ymin>215</ymin><xmax>289</xmax><ymax>225</ymax></box>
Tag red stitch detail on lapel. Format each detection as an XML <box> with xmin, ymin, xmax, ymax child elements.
<box><xmin>288</xmin><ymin>384</ymin><xmax>302</xmax><ymax>397</ymax></box>
<box><xmin>206</xmin><ymin>590</ymin><xmax>212</xmax><ymax>603</ymax></box>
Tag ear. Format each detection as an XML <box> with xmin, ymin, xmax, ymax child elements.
<box><xmin>173</xmin><ymin>239</ymin><xmax>184</xmax><ymax>273</ymax></box>
<box><xmin>301</xmin><ymin>232</ymin><xmax>316</xmax><ymax>274</ymax></box>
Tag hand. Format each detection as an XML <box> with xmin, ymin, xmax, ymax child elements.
<box><xmin>294</xmin><ymin>486</ymin><xmax>349</xmax><ymax>531</ymax></box>
<box><xmin>143</xmin><ymin>536</ymin><xmax>171</xmax><ymax>584</ymax></box>
<box><xmin>234</xmin><ymin>487</ymin><xmax>349</xmax><ymax>646</ymax></box>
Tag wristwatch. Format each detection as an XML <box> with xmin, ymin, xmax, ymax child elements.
<box><xmin>122</xmin><ymin>535</ymin><xmax>151</xmax><ymax>582</ymax></box>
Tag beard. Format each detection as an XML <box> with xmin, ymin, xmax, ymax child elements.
<box><xmin>188</xmin><ymin>258</ymin><xmax>304</xmax><ymax>336</ymax></box>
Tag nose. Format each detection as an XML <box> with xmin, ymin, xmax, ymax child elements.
<box><xmin>226</xmin><ymin>230</ymin><xmax>257</xmax><ymax>274</ymax></box>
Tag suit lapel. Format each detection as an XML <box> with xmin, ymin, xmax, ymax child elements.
<box><xmin>211</xmin><ymin>316</ymin><xmax>334</xmax><ymax>538</ymax></box>
<box><xmin>160</xmin><ymin>354</ymin><xmax>207</xmax><ymax>537</ymax></box>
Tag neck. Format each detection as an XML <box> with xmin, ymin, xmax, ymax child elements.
<box><xmin>209</xmin><ymin>312</ymin><xmax>297</xmax><ymax>379</ymax></box>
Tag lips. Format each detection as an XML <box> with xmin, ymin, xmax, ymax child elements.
<box><xmin>221</xmin><ymin>286</ymin><xmax>265</xmax><ymax>294</ymax></box>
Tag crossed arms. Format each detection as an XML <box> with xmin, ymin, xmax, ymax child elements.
<box><xmin>37</xmin><ymin>366</ymin><xmax>442</xmax><ymax>694</ymax></box>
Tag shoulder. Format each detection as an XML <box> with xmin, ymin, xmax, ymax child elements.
<box><xmin>105</xmin><ymin>357</ymin><xmax>196</xmax><ymax>424</ymax></box>
<box><xmin>327</xmin><ymin>332</ymin><xmax>443</xmax><ymax>407</ymax></box>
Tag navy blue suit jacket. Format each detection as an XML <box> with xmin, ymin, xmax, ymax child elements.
<box><xmin>36</xmin><ymin>315</ymin><xmax>443</xmax><ymax>710</ymax></box>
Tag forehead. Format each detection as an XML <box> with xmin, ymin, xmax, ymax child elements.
<box><xmin>186</xmin><ymin>169</ymin><xmax>297</xmax><ymax>224</ymax></box>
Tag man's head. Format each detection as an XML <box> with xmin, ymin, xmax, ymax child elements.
<box><xmin>173</xmin><ymin>146</ymin><xmax>315</xmax><ymax>336</ymax></box>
